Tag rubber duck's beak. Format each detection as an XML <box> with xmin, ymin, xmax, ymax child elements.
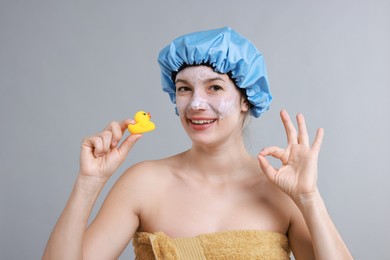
<box><xmin>147</xmin><ymin>112</ymin><xmax>151</xmax><ymax>119</ymax></box>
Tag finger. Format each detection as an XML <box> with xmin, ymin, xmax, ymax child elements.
<box><xmin>280</xmin><ymin>110</ymin><xmax>298</xmax><ymax>145</ymax></box>
<box><xmin>105</xmin><ymin>121</ymin><xmax>120</xmax><ymax>146</ymax></box>
<box><xmin>257</xmin><ymin>154</ymin><xmax>278</xmax><ymax>182</ymax></box>
<box><xmin>260</xmin><ymin>146</ymin><xmax>285</xmax><ymax>159</ymax></box>
<box><xmin>82</xmin><ymin>136</ymin><xmax>103</xmax><ymax>158</ymax></box>
<box><xmin>126</xmin><ymin>119</ymin><xmax>136</xmax><ymax>128</ymax></box>
<box><xmin>117</xmin><ymin>134</ymin><xmax>142</xmax><ymax>159</ymax></box>
<box><xmin>117</xmin><ymin>118</ymin><xmax>131</xmax><ymax>135</ymax></box>
<box><xmin>119</xmin><ymin>119</ymin><xmax>134</xmax><ymax>134</ymax></box>
<box><xmin>105</xmin><ymin>120</ymin><xmax>131</xmax><ymax>147</ymax></box>
<box><xmin>311</xmin><ymin>128</ymin><xmax>324</xmax><ymax>153</ymax></box>
<box><xmin>297</xmin><ymin>113</ymin><xmax>309</xmax><ymax>146</ymax></box>
<box><xmin>99</xmin><ymin>130</ymin><xmax>113</xmax><ymax>155</ymax></box>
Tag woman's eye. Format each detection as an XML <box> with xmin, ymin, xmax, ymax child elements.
<box><xmin>177</xmin><ymin>86</ymin><xmax>191</xmax><ymax>93</ymax></box>
<box><xmin>209</xmin><ymin>85</ymin><xmax>223</xmax><ymax>92</ymax></box>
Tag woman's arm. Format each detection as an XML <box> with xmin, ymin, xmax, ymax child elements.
<box><xmin>294</xmin><ymin>191</ymin><xmax>351</xmax><ymax>259</ymax></box>
<box><xmin>258</xmin><ymin>110</ymin><xmax>352</xmax><ymax>260</ymax></box>
<box><xmin>42</xmin><ymin>175</ymin><xmax>106</xmax><ymax>260</ymax></box>
<box><xmin>43</xmin><ymin>119</ymin><xmax>142</xmax><ymax>260</ymax></box>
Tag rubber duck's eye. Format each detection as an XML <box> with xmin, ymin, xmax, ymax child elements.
<box><xmin>143</xmin><ymin>113</ymin><xmax>146</xmax><ymax>115</ymax></box>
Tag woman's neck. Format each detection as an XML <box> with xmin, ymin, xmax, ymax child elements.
<box><xmin>184</xmin><ymin>137</ymin><xmax>254</xmax><ymax>182</ymax></box>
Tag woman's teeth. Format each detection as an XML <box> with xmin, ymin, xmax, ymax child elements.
<box><xmin>191</xmin><ymin>119</ymin><xmax>216</xmax><ymax>125</ymax></box>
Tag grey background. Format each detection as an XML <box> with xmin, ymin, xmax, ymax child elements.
<box><xmin>1</xmin><ymin>0</ymin><xmax>389</xmax><ymax>259</ymax></box>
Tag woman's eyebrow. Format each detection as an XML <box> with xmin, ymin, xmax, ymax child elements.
<box><xmin>204</xmin><ymin>77</ymin><xmax>225</xmax><ymax>83</ymax></box>
<box><xmin>175</xmin><ymin>76</ymin><xmax>225</xmax><ymax>84</ymax></box>
<box><xmin>175</xmin><ymin>79</ymin><xmax>189</xmax><ymax>84</ymax></box>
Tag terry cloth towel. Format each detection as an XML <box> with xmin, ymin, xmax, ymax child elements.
<box><xmin>132</xmin><ymin>230</ymin><xmax>291</xmax><ymax>259</ymax></box>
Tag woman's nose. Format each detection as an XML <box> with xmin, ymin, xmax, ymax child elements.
<box><xmin>190</xmin><ymin>97</ymin><xmax>207</xmax><ymax>110</ymax></box>
<box><xmin>189</xmin><ymin>91</ymin><xmax>208</xmax><ymax>111</ymax></box>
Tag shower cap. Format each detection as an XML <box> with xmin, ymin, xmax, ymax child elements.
<box><xmin>157</xmin><ymin>27</ymin><xmax>272</xmax><ymax>118</ymax></box>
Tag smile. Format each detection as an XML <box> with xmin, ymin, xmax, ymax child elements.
<box><xmin>190</xmin><ymin>119</ymin><xmax>217</xmax><ymax>125</ymax></box>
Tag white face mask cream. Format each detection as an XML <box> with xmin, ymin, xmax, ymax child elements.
<box><xmin>175</xmin><ymin>66</ymin><xmax>241</xmax><ymax>119</ymax></box>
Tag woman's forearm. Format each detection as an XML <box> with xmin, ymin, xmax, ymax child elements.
<box><xmin>42</xmin><ymin>175</ymin><xmax>106</xmax><ymax>260</ymax></box>
<box><xmin>295</xmin><ymin>191</ymin><xmax>353</xmax><ymax>260</ymax></box>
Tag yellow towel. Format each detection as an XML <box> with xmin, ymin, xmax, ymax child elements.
<box><xmin>133</xmin><ymin>230</ymin><xmax>291</xmax><ymax>259</ymax></box>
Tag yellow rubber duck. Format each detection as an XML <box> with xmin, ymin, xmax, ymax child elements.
<box><xmin>128</xmin><ymin>111</ymin><xmax>156</xmax><ymax>134</ymax></box>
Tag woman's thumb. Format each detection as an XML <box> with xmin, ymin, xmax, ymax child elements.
<box><xmin>117</xmin><ymin>134</ymin><xmax>142</xmax><ymax>159</ymax></box>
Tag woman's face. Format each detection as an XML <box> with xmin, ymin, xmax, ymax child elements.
<box><xmin>175</xmin><ymin>66</ymin><xmax>248</xmax><ymax>144</ymax></box>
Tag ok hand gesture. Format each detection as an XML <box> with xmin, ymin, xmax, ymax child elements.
<box><xmin>258</xmin><ymin>110</ymin><xmax>324</xmax><ymax>201</ymax></box>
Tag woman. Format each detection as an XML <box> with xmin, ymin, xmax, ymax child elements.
<box><xmin>43</xmin><ymin>27</ymin><xmax>352</xmax><ymax>259</ymax></box>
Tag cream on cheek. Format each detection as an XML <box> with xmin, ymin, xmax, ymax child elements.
<box><xmin>216</xmin><ymin>95</ymin><xmax>240</xmax><ymax>119</ymax></box>
<box><xmin>176</xmin><ymin>91</ymin><xmax>240</xmax><ymax>119</ymax></box>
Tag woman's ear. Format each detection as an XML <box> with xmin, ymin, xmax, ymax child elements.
<box><xmin>241</xmin><ymin>98</ymin><xmax>250</xmax><ymax>112</ymax></box>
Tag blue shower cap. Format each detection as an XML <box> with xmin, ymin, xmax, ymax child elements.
<box><xmin>157</xmin><ymin>27</ymin><xmax>272</xmax><ymax>118</ymax></box>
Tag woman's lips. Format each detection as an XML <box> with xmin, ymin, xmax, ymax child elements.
<box><xmin>190</xmin><ymin>119</ymin><xmax>217</xmax><ymax>125</ymax></box>
<box><xmin>188</xmin><ymin>118</ymin><xmax>217</xmax><ymax>130</ymax></box>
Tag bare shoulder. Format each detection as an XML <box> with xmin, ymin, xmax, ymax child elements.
<box><xmin>111</xmin><ymin>154</ymin><xmax>182</xmax><ymax>201</ymax></box>
<box><xmin>120</xmin><ymin>155</ymin><xmax>180</xmax><ymax>184</ymax></box>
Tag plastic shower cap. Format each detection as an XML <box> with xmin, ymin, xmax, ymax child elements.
<box><xmin>157</xmin><ymin>27</ymin><xmax>272</xmax><ymax>118</ymax></box>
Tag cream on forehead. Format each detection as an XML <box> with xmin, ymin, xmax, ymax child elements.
<box><xmin>175</xmin><ymin>66</ymin><xmax>240</xmax><ymax>119</ymax></box>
